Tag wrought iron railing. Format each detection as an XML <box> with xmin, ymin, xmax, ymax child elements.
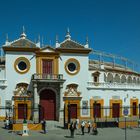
<box><xmin>32</xmin><ymin>74</ymin><xmax>63</xmax><ymax>80</ymax></box>
<box><xmin>87</xmin><ymin>82</ymin><xmax>140</xmax><ymax>89</ymax></box>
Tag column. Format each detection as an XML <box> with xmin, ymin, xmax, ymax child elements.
<box><xmin>33</xmin><ymin>82</ymin><xmax>39</xmax><ymax>123</ymax></box>
<box><xmin>59</xmin><ymin>84</ymin><xmax>64</xmax><ymax>124</ymax></box>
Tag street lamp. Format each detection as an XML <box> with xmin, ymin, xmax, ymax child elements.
<box><xmin>94</xmin><ymin>101</ymin><xmax>97</xmax><ymax>124</ymax></box>
<box><xmin>23</xmin><ymin>96</ymin><xmax>27</xmax><ymax>123</ymax></box>
<box><xmin>68</xmin><ymin>102</ymin><xmax>71</xmax><ymax>124</ymax></box>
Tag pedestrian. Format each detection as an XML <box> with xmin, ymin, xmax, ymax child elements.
<box><xmin>81</xmin><ymin>121</ymin><xmax>85</xmax><ymax>135</ymax></box>
<box><xmin>42</xmin><ymin>119</ymin><xmax>47</xmax><ymax>134</ymax></box>
<box><xmin>69</xmin><ymin>121</ymin><xmax>75</xmax><ymax>138</ymax></box>
<box><xmin>92</xmin><ymin>123</ymin><xmax>98</xmax><ymax>135</ymax></box>
<box><xmin>5</xmin><ymin>117</ymin><xmax>9</xmax><ymax>129</ymax></box>
<box><xmin>87</xmin><ymin>121</ymin><xmax>91</xmax><ymax>133</ymax></box>
<box><xmin>76</xmin><ymin>119</ymin><xmax>79</xmax><ymax>129</ymax></box>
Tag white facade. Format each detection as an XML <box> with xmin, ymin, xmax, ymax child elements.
<box><xmin>0</xmin><ymin>31</ymin><xmax>140</xmax><ymax>124</ymax></box>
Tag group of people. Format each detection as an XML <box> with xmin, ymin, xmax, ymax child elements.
<box><xmin>69</xmin><ymin>120</ymin><xmax>98</xmax><ymax>138</ymax></box>
<box><xmin>4</xmin><ymin>117</ymin><xmax>13</xmax><ymax>130</ymax></box>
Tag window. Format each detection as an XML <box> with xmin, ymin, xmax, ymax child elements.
<box><xmin>94</xmin><ymin>76</ymin><xmax>98</xmax><ymax>82</ymax></box>
<box><xmin>65</xmin><ymin>58</ymin><xmax>80</xmax><ymax>75</ymax></box>
<box><xmin>42</xmin><ymin>59</ymin><xmax>53</xmax><ymax>74</ymax></box>
<box><xmin>14</xmin><ymin>57</ymin><xmax>30</xmax><ymax>74</ymax></box>
<box><xmin>92</xmin><ymin>71</ymin><xmax>100</xmax><ymax>83</ymax></box>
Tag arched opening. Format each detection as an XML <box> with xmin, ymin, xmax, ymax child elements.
<box><xmin>39</xmin><ymin>89</ymin><xmax>56</xmax><ymax>120</ymax></box>
<box><xmin>127</xmin><ymin>76</ymin><xmax>132</xmax><ymax>83</ymax></box>
<box><xmin>133</xmin><ymin>77</ymin><xmax>136</xmax><ymax>84</ymax></box>
<box><xmin>114</xmin><ymin>74</ymin><xmax>120</xmax><ymax>83</ymax></box>
<box><xmin>137</xmin><ymin>78</ymin><xmax>140</xmax><ymax>84</ymax></box>
<box><xmin>121</xmin><ymin>75</ymin><xmax>126</xmax><ymax>83</ymax></box>
<box><xmin>107</xmin><ymin>73</ymin><xmax>113</xmax><ymax>83</ymax></box>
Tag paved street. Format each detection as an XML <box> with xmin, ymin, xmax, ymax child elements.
<box><xmin>0</xmin><ymin>123</ymin><xmax>140</xmax><ymax>140</ymax></box>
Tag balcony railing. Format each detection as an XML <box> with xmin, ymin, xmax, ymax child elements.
<box><xmin>32</xmin><ymin>74</ymin><xmax>63</xmax><ymax>81</ymax></box>
<box><xmin>87</xmin><ymin>82</ymin><xmax>140</xmax><ymax>90</ymax></box>
<box><xmin>0</xmin><ymin>79</ymin><xmax>7</xmax><ymax>87</ymax></box>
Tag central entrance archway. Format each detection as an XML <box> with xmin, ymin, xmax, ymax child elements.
<box><xmin>40</xmin><ymin>89</ymin><xmax>56</xmax><ymax>120</ymax></box>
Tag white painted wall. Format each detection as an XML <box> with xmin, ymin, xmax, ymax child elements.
<box><xmin>5</xmin><ymin>51</ymin><xmax>36</xmax><ymax>102</ymax></box>
<box><xmin>59</xmin><ymin>53</ymin><xmax>89</xmax><ymax>107</ymax></box>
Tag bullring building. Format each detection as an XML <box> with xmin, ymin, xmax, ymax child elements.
<box><xmin>0</xmin><ymin>29</ymin><xmax>140</xmax><ymax>127</ymax></box>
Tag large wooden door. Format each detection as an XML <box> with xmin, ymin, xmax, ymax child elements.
<box><xmin>18</xmin><ymin>104</ymin><xmax>27</xmax><ymax>119</ymax></box>
<box><xmin>112</xmin><ymin>103</ymin><xmax>120</xmax><ymax>118</ymax></box>
<box><xmin>93</xmin><ymin>103</ymin><xmax>101</xmax><ymax>118</ymax></box>
<box><xmin>40</xmin><ymin>89</ymin><xmax>56</xmax><ymax>120</ymax></box>
<box><xmin>70</xmin><ymin>104</ymin><xmax>77</xmax><ymax>119</ymax></box>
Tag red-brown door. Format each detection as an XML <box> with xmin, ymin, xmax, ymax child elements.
<box><xmin>133</xmin><ymin>102</ymin><xmax>137</xmax><ymax>115</ymax></box>
<box><xmin>112</xmin><ymin>103</ymin><xmax>120</xmax><ymax>118</ymax></box>
<box><xmin>93</xmin><ymin>103</ymin><xmax>101</xmax><ymax>118</ymax></box>
<box><xmin>70</xmin><ymin>104</ymin><xmax>77</xmax><ymax>119</ymax></box>
<box><xmin>40</xmin><ymin>89</ymin><xmax>56</xmax><ymax>120</ymax></box>
<box><xmin>18</xmin><ymin>104</ymin><xmax>27</xmax><ymax>119</ymax></box>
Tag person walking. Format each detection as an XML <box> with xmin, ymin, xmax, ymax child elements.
<box><xmin>81</xmin><ymin>121</ymin><xmax>85</xmax><ymax>135</ymax></box>
<box><xmin>87</xmin><ymin>121</ymin><xmax>91</xmax><ymax>133</ymax></box>
<box><xmin>42</xmin><ymin>119</ymin><xmax>47</xmax><ymax>134</ymax></box>
<box><xmin>5</xmin><ymin>117</ymin><xmax>9</xmax><ymax>129</ymax></box>
<box><xmin>92</xmin><ymin>123</ymin><xmax>98</xmax><ymax>135</ymax></box>
<box><xmin>69</xmin><ymin>121</ymin><xmax>75</xmax><ymax>138</ymax></box>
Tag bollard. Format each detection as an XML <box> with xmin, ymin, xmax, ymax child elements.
<box><xmin>22</xmin><ymin>121</ymin><xmax>29</xmax><ymax>136</ymax></box>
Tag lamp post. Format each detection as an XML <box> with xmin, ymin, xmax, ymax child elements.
<box><xmin>68</xmin><ymin>102</ymin><xmax>71</xmax><ymax>124</ymax></box>
<box><xmin>94</xmin><ymin>101</ymin><xmax>97</xmax><ymax>124</ymax></box>
<box><xmin>23</xmin><ymin>96</ymin><xmax>27</xmax><ymax>123</ymax></box>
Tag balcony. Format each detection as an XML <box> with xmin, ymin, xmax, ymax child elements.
<box><xmin>87</xmin><ymin>82</ymin><xmax>140</xmax><ymax>90</ymax></box>
<box><xmin>0</xmin><ymin>79</ymin><xmax>7</xmax><ymax>88</ymax></box>
<box><xmin>32</xmin><ymin>74</ymin><xmax>65</xmax><ymax>83</ymax></box>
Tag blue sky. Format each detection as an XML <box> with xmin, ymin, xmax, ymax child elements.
<box><xmin>0</xmin><ymin>0</ymin><xmax>140</xmax><ymax>68</ymax></box>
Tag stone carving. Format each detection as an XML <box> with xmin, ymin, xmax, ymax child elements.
<box><xmin>64</xmin><ymin>84</ymin><xmax>80</xmax><ymax>97</ymax></box>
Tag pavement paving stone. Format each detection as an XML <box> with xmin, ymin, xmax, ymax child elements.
<box><xmin>0</xmin><ymin>122</ymin><xmax>140</xmax><ymax>140</ymax></box>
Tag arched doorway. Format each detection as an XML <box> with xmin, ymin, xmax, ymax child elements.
<box><xmin>40</xmin><ymin>89</ymin><xmax>56</xmax><ymax>120</ymax></box>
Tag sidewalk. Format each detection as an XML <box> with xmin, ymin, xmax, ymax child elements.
<box><xmin>0</xmin><ymin>123</ymin><xmax>140</xmax><ymax>140</ymax></box>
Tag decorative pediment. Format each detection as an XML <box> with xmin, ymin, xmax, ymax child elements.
<box><xmin>13</xmin><ymin>83</ymin><xmax>31</xmax><ymax>97</ymax></box>
<box><xmin>60</xmin><ymin>40</ymin><xmax>84</xmax><ymax>49</ymax></box>
<box><xmin>40</xmin><ymin>46</ymin><xmax>55</xmax><ymax>52</ymax></box>
<box><xmin>64</xmin><ymin>84</ymin><xmax>81</xmax><ymax>97</ymax></box>
<box><xmin>11</xmin><ymin>38</ymin><xmax>36</xmax><ymax>48</ymax></box>
<box><xmin>92</xmin><ymin>71</ymin><xmax>100</xmax><ymax>76</ymax></box>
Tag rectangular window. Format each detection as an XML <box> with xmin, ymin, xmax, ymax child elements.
<box><xmin>94</xmin><ymin>76</ymin><xmax>98</xmax><ymax>82</ymax></box>
<box><xmin>42</xmin><ymin>59</ymin><xmax>53</xmax><ymax>74</ymax></box>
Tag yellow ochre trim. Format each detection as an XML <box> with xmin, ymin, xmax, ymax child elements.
<box><xmin>14</xmin><ymin>99</ymin><xmax>31</xmax><ymax>120</ymax></box>
<box><xmin>36</xmin><ymin>56</ymin><xmax>59</xmax><ymax>74</ymax></box>
<box><xmin>14</xmin><ymin>57</ymin><xmax>30</xmax><ymax>74</ymax></box>
<box><xmin>109</xmin><ymin>99</ymin><xmax>122</xmax><ymax>118</ymax></box>
<box><xmin>90</xmin><ymin>98</ymin><xmax>104</xmax><ymax>120</ymax></box>
<box><xmin>64</xmin><ymin>58</ymin><xmax>80</xmax><ymax>76</ymax></box>
<box><xmin>64</xmin><ymin>100</ymin><xmax>81</xmax><ymax>122</ymax></box>
<box><xmin>130</xmin><ymin>98</ymin><xmax>138</xmax><ymax>117</ymax></box>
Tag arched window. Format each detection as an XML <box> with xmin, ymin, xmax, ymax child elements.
<box><xmin>114</xmin><ymin>74</ymin><xmax>120</xmax><ymax>83</ymax></box>
<box><xmin>107</xmin><ymin>73</ymin><xmax>113</xmax><ymax>83</ymax></box>
<box><xmin>133</xmin><ymin>77</ymin><xmax>136</xmax><ymax>84</ymax></box>
<box><xmin>92</xmin><ymin>71</ymin><xmax>100</xmax><ymax>83</ymax></box>
<box><xmin>127</xmin><ymin>76</ymin><xmax>132</xmax><ymax>83</ymax></box>
<box><xmin>137</xmin><ymin>78</ymin><xmax>140</xmax><ymax>84</ymax></box>
<box><xmin>121</xmin><ymin>75</ymin><xmax>126</xmax><ymax>83</ymax></box>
